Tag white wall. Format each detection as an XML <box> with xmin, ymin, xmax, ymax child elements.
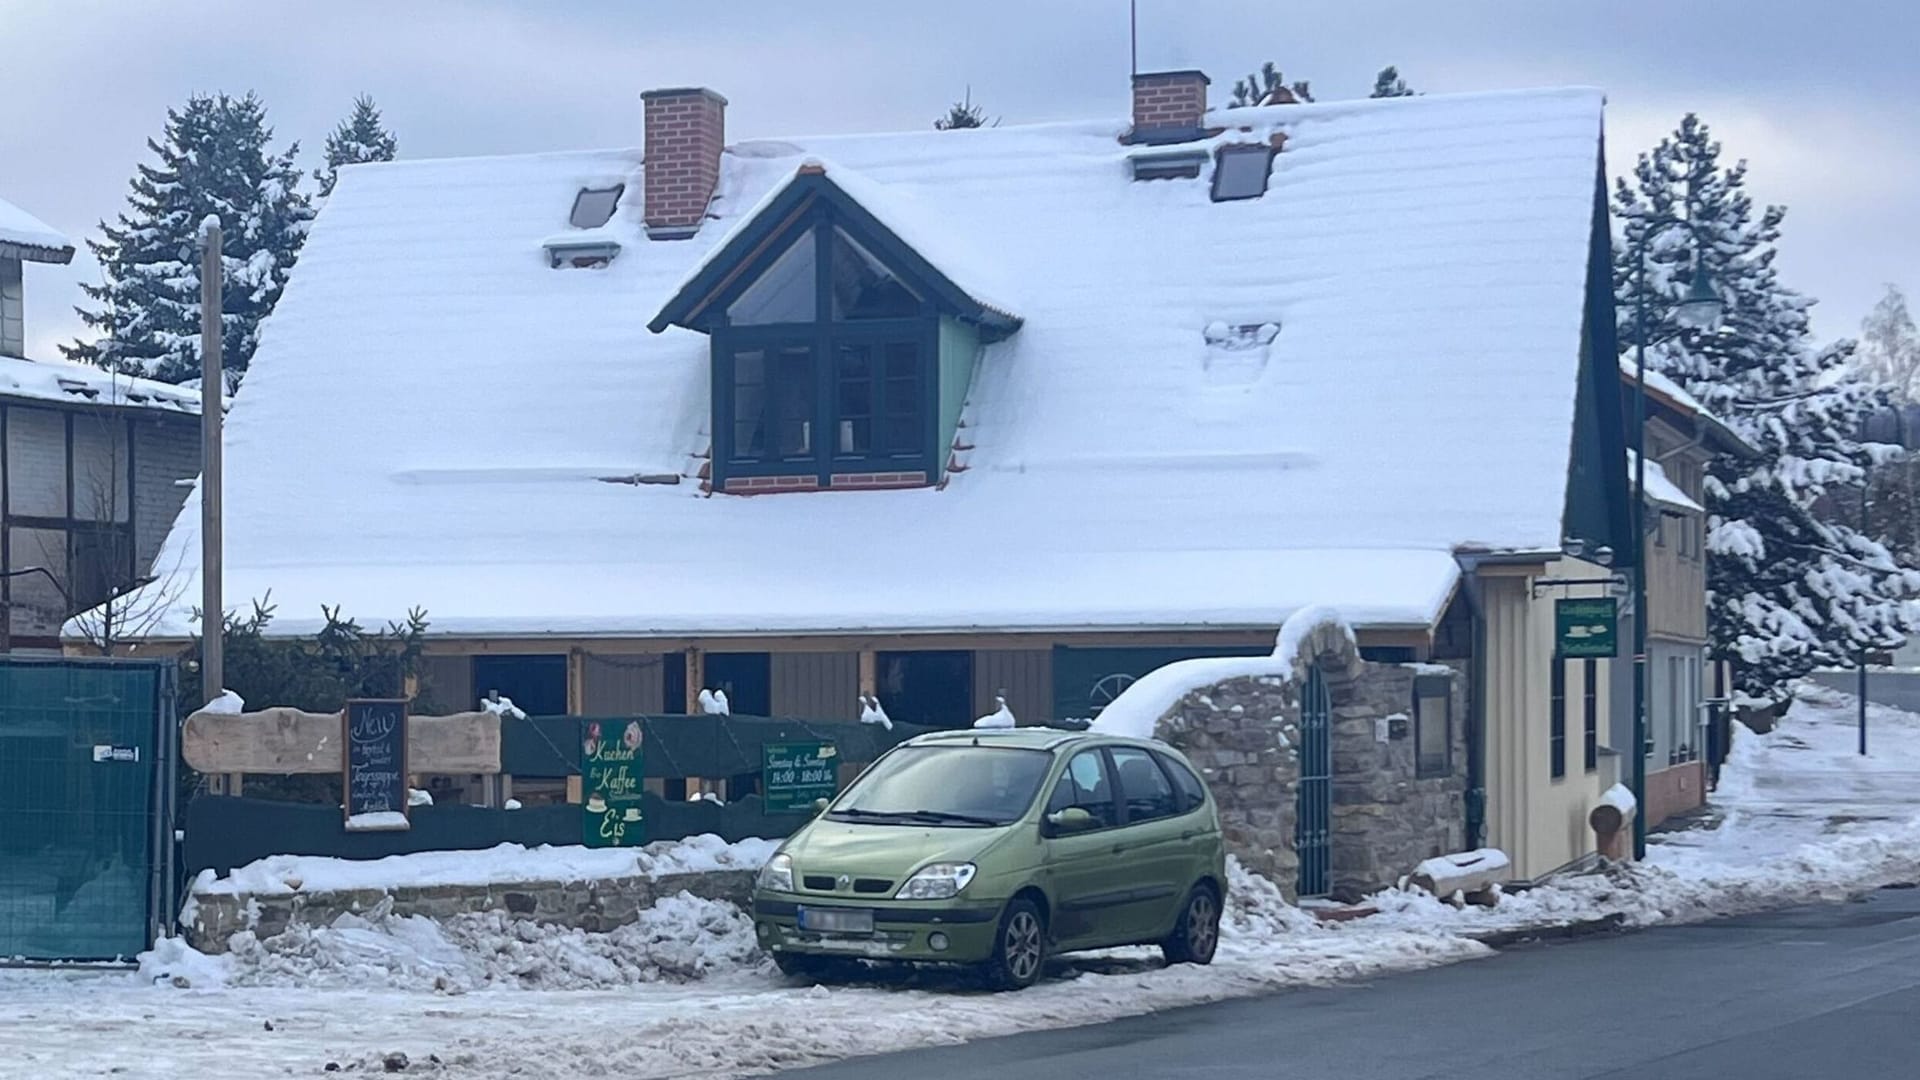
<box><xmin>1480</xmin><ymin>556</ymin><xmax>1620</xmax><ymax>880</ymax></box>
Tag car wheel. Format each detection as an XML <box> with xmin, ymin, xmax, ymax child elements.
<box><xmin>1161</xmin><ymin>885</ymin><xmax>1220</xmax><ymax>966</ymax></box>
<box><xmin>982</xmin><ymin>897</ymin><xmax>1048</xmax><ymax>991</ymax></box>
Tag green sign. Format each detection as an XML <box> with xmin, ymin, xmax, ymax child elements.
<box><xmin>1556</xmin><ymin>597</ymin><xmax>1618</xmax><ymax>658</ymax></box>
<box><xmin>763</xmin><ymin>740</ymin><xmax>839</xmax><ymax>813</ymax></box>
<box><xmin>582</xmin><ymin>719</ymin><xmax>645</xmax><ymax>847</ymax></box>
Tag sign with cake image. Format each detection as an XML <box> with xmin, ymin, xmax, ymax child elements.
<box><xmin>581</xmin><ymin>718</ymin><xmax>645</xmax><ymax>847</ymax></box>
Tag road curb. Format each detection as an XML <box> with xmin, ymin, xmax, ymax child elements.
<box><xmin>1468</xmin><ymin>912</ymin><xmax>1628</xmax><ymax>949</ymax></box>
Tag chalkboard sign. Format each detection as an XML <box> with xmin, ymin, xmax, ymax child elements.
<box><xmin>763</xmin><ymin>740</ymin><xmax>839</xmax><ymax>813</ymax></box>
<box><xmin>343</xmin><ymin>699</ymin><xmax>410</xmax><ymax>831</ymax></box>
<box><xmin>582</xmin><ymin>719</ymin><xmax>645</xmax><ymax>847</ymax></box>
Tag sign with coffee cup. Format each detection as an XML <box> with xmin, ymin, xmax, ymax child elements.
<box><xmin>581</xmin><ymin>718</ymin><xmax>644</xmax><ymax>847</ymax></box>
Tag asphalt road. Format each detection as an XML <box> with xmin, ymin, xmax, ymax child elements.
<box><xmin>783</xmin><ymin>886</ymin><xmax>1920</xmax><ymax>1080</ymax></box>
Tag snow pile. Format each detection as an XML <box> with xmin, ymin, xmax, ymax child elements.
<box><xmin>479</xmin><ymin>695</ymin><xmax>526</xmax><ymax>719</ymax></box>
<box><xmin>194</xmin><ymin>834</ymin><xmax>778</xmax><ymax>897</ymax></box>
<box><xmin>1091</xmin><ymin>605</ymin><xmax>1352</xmax><ymax>739</ymax></box>
<box><xmin>972</xmin><ymin>695</ymin><xmax>1016</xmax><ymax>729</ymax></box>
<box><xmin>139</xmin><ymin>891</ymin><xmax>761</xmax><ymax>992</ymax></box>
<box><xmin>201</xmin><ymin>689</ymin><xmax>245</xmax><ymax>715</ymax></box>
<box><xmin>697</xmin><ymin>688</ymin><xmax>731</xmax><ymax>715</ymax></box>
<box><xmin>858</xmin><ymin>693</ymin><xmax>892</xmax><ymax>730</ymax></box>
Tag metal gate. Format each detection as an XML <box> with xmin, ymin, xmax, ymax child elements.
<box><xmin>0</xmin><ymin>656</ymin><xmax>177</xmax><ymax>962</ymax></box>
<box><xmin>1295</xmin><ymin>663</ymin><xmax>1332</xmax><ymax>897</ymax></box>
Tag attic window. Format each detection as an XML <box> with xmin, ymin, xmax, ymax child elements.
<box><xmin>570</xmin><ymin>185</ymin><xmax>623</xmax><ymax>229</ymax></box>
<box><xmin>1211</xmin><ymin>145</ymin><xmax>1273</xmax><ymax>202</ymax></box>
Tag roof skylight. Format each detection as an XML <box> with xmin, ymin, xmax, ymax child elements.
<box><xmin>569</xmin><ymin>185</ymin><xmax>623</xmax><ymax>229</ymax></box>
<box><xmin>1211</xmin><ymin>146</ymin><xmax>1273</xmax><ymax>202</ymax></box>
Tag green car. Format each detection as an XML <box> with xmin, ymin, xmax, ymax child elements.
<box><xmin>751</xmin><ymin>728</ymin><xmax>1227</xmax><ymax>990</ymax></box>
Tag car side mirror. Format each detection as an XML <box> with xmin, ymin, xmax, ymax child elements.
<box><xmin>1045</xmin><ymin>807</ymin><xmax>1096</xmax><ymax>834</ymax></box>
<box><xmin>812</xmin><ymin>797</ymin><xmax>831</xmax><ymax>816</ymax></box>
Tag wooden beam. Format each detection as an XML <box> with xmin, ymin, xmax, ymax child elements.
<box><xmin>684</xmin><ymin>646</ymin><xmax>705</xmax><ymax>713</ymax></box>
<box><xmin>567</xmin><ymin>647</ymin><xmax>586</xmax><ymax>714</ymax></box>
<box><xmin>182</xmin><ymin>708</ymin><xmax>502</xmax><ymax>775</ymax></box>
<box><xmin>858</xmin><ymin>648</ymin><xmax>877</xmax><ymax>696</ymax></box>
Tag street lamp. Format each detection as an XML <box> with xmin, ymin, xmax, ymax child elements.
<box><xmin>1628</xmin><ymin>217</ymin><xmax>1724</xmax><ymax>861</ymax></box>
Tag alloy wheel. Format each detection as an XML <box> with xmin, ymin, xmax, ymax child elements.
<box><xmin>1188</xmin><ymin>892</ymin><xmax>1219</xmax><ymax>958</ymax></box>
<box><xmin>1005</xmin><ymin>910</ymin><xmax>1043</xmax><ymax>982</ymax></box>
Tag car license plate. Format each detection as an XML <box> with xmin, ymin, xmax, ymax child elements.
<box><xmin>797</xmin><ymin>906</ymin><xmax>874</xmax><ymax>934</ymax></box>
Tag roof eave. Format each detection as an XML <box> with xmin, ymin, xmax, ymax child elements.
<box><xmin>0</xmin><ymin>239</ymin><xmax>75</xmax><ymax>265</ymax></box>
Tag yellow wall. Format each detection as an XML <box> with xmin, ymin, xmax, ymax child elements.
<box><xmin>1481</xmin><ymin>556</ymin><xmax>1620</xmax><ymax>879</ymax></box>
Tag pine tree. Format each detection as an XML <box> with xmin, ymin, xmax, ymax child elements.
<box><xmin>1370</xmin><ymin>66</ymin><xmax>1416</xmax><ymax>98</ymax></box>
<box><xmin>317</xmin><ymin>94</ymin><xmax>398</xmax><ymax>197</ymax></box>
<box><xmin>64</xmin><ymin>93</ymin><xmax>313</xmax><ymax>388</ymax></box>
<box><xmin>934</xmin><ymin>88</ymin><xmax>993</xmax><ymax>130</ymax></box>
<box><xmin>1230</xmin><ymin>62</ymin><xmax>1313</xmax><ymax>107</ymax></box>
<box><xmin>1613</xmin><ymin>114</ymin><xmax>1920</xmax><ymax>707</ymax></box>
<box><xmin>1857</xmin><ymin>285</ymin><xmax>1920</xmax><ymax>401</ymax></box>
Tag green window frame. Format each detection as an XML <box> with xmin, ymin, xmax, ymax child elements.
<box><xmin>708</xmin><ymin>208</ymin><xmax>938</xmax><ymax>485</ymax></box>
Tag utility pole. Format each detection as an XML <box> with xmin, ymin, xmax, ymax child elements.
<box><xmin>199</xmin><ymin>218</ymin><xmax>233</xmax><ymax>792</ymax></box>
<box><xmin>1860</xmin><ymin>463</ymin><xmax>1870</xmax><ymax>756</ymax></box>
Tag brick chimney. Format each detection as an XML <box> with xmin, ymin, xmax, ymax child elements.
<box><xmin>1129</xmin><ymin>70</ymin><xmax>1210</xmax><ymax>144</ymax></box>
<box><xmin>641</xmin><ymin>87</ymin><xmax>727</xmax><ymax>240</ymax></box>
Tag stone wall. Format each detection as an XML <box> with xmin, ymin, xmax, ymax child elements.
<box><xmin>1152</xmin><ymin>620</ymin><xmax>1468</xmax><ymax>900</ymax></box>
<box><xmin>187</xmin><ymin>868</ymin><xmax>755</xmax><ymax>953</ymax></box>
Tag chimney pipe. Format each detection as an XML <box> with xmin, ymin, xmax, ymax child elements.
<box><xmin>1129</xmin><ymin>70</ymin><xmax>1210</xmax><ymax>144</ymax></box>
<box><xmin>641</xmin><ymin>87</ymin><xmax>727</xmax><ymax>240</ymax></box>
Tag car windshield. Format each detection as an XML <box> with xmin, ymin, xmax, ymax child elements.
<box><xmin>829</xmin><ymin>745</ymin><xmax>1053</xmax><ymax>826</ymax></box>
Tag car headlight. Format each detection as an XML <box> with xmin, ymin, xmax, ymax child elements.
<box><xmin>894</xmin><ymin>862</ymin><xmax>977</xmax><ymax>900</ymax></box>
<box><xmin>758</xmin><ymin>853</ymin><xmax>794</xmax><ymax>893</ymax></box>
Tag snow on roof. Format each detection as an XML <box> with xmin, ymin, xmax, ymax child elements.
<box><xmin>0</xmin><ymin>354</ymin><xmax>201</xmax><ymax>414</ymax></box>
<box><xmin>1629</xmin><ymin>449</ymin><xmax>1703</xmax><ymax>513</ymax></box>
<box><xmin>659</xmin><ymin>156</ymin><xmax>1018</xmax><ymax>326</ymax></box>
<box><xmin>1621</xmin><ymin>359</ymin><xmax>1753</xmax><ymax>456</ymax></box>
<box><xmin>0</xmin><ymin>195</ymin><xmax>74</xmax><ymax>261</ymax></box>
<box><xmin>111</xmin><ymin>87</ymin><xmax>1606</xmax><ymax>640</ymax></box>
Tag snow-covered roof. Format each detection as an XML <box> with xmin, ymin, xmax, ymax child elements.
<box><xmin>655</xmin><ymin>157</ymin><xmax>1019</xmax><ymax>329</ymax></box>
<box><xmin>1621</xmin><ymin>359</ymin><xmax>1753</xmax><ymax>456</ymax></box>
<box><xmin>0</xmin><ymin>355</ymin><xmax>202</xmax><ymax>414</ymax></box>
<box><xmin>1628</xmin><ymin>450</ymin><xmax>1703</xmax><ymax>513</ymax></box>
<box><xmin>0</xmin><ymin>195</ymin><xmax>74</xmax><ymax>262</ymax></box>
<box><xmin>113</xmin><ymin>87</ymin><xmax>1608</xmax><ymax>640</ymax></box>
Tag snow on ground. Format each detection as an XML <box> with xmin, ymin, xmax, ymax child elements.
<box><xmin>6</xmin><ymin>685</ymin><xmax>1920</xmax><ymax>1078</ymax></box>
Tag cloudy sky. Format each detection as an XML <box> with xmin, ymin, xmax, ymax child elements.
<box><xmin>2</xmin><ymin>0</ymin><xmax>1911</xmax><ymax>358</ymax></box>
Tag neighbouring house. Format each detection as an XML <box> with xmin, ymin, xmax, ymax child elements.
<box><xmin>1615</xmin><ymin>363</ymin><xmax>1754</xmax><ymax>823</ymax></box>
<box><xmin>1</xmin><ymin>194</ymin><xmax>201</xmax><ymax>651</ymax></box>
<box><xmin>98</xmin><ymin>75</ymin><xmax>1641</xmax><ymax>887</ymax></box>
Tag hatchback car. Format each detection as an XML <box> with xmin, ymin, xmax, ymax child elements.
<box><xmin>751</xmin><ymin>728</ymin><xmax>1226</xmax><ymax>990</ymax></box>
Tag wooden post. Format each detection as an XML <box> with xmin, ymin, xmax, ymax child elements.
<box><xmin>683</xmin><ymin>646</ymin><xmax>705</xmax><ymax>795</ymax></box>
<box><xmin>858</xmin><ymin>649</ymin><xmax>877</xmax><ymax>697</ymax></box>
<box><xmin>684</xmin><ymin>646</ymin><xmax>705</xmax><ymax>713</ymax></box>
<box><xmin>567</xmin><ymin>647</ymin><xmax>586</xmax><ymax>714</ymax></box>
<box><xmin>198</xmin><ymin>221</ymin><xmax>238</xmax><ymax>796</ymax></box>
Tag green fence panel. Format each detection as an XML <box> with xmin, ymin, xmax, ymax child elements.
<box><xmin>0</xmin><ymin>657</ymin><xmax>175</xmax><ymax>962</ymax></box>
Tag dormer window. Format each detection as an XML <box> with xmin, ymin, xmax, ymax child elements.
<box><xmin>570</xmin><ymin>185</ymin><xmax>623</xmax><ymax>229</ymax></box>
<box><xmin>714</xmin><ymin>222</ymin><xmax>932</xmax><ymax>481</ymax></box>
<box><xmin>1211</xmin><ymin>145</ymin><xmax>1273</xmax><ymax>202</ymax></box>
<box><xmin>650</xmin><ymin>161</ymin><xmax>1021</xmax><ymax>494</ymax></box>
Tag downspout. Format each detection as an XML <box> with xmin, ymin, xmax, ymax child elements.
<box><xmin>1454</xmin><ymin>555</ymin><xmax>1491</xmax><ymax>849</ymax></box>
